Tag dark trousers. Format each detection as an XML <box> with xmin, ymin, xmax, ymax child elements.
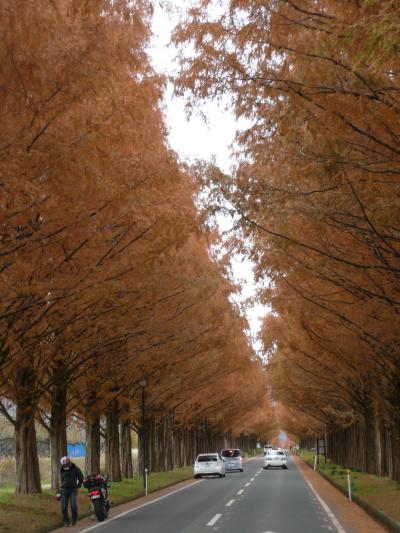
<box><xmin>61</xmin><ymin>488</ymin><xmax>78</xmax><ymax>523</ymax></box>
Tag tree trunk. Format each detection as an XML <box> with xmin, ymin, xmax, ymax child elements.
<box><xmin>105</xmin><ymin>416</ymin><xmax>109</xmax><ymax>475</ymax></box>
<box><xmin>160</xmin><ymin>417</ymin><xmax>167</xmax><ymax>471</ymax></box>
<box><xmin>374</xmin><ymin>414</ymin><xmax>383</xmax><ymax>477</ymax></box>
<box><xmin>106</xmin><ymin>401</ymin><xmax>121</xmax><ymax>481</ymax></box>
<box><xmin>138</xmin><ymin>418</ymin><xmax>150</xmax><ymax>476</ymax></box>
<box><xmin>364</xmin><ymin>410</ymin><xmax>377</xmax><ymax>474</ymax></box>
<box><xmin>138</xmin><ymin>430</ymin><xmax>144</xmax><ymax>475</ymax></box>
<box><xmin>15</xmin><ymin>401</ymin><xmax>41</xmax><ymax>493</ymax></box>
<box><xmin>166</xmin><ymin>415</ymin><xmax>174</xmax><ymax>470</ymax></box>
<box><xmin>85</xmin><ymin>414</ymin><xmax>101</xmax><ymax>475</ymax></box>
<box><xmin>149</xmin><ymin>417</ymin><xmax>157</xmax><ymax>472</ymax></box>
<box><xmin>120</xmin><ymin>418</ymin><xmax>133</xmax><ymax>478</ymax></box>
<box><xmin>390</xmin><ymin>418</ymin><xmax>400</xmax><ymax>482</ymax></box>
<box><xmin>50</xmin><ymin>380</ymin><xmax>67</xmax><ymax>489</ymax></box>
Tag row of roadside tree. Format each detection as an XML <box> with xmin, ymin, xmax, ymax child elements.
<box><xmin>173</xmin><ymin>0</ymin><xmax>400</xmax><ymax>481</ymax></box>
<box><xmin>0</xmin><ymin>0</ymin><xmax>275</xmax><ymax>493</ymax></box>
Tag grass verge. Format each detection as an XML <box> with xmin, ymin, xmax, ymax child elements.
<box><xmin>299</xmin><ymin>449</ymin><xmax>400</xmax><ymax>529</ymax></box>
<box><xmin>0</xmin><ymin>466</ymin><xmax>193</xmax><ymax>533</ymax></box>
<box><xmin>242</xmin><ymin>448</ymin><xmax>259</xmax><ymax>457</ymax></box>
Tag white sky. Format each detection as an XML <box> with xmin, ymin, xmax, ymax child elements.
<box><xmin>149</xmin><ymin>1</ymin><xmax>267</xmax><ymax>353</ymax></box>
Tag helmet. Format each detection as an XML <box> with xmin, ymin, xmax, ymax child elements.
<box><xmin>60</xmin><ymin>456</ymin><xmax>71</xmax><ymax>468</ymax></box>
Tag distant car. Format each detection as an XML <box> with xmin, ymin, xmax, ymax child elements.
<box><xmin>276</xmin><ymin>447</ymin><xmax>288</xmax><ymax>455</ymax></box>
<box><xmin>220</xmin><ymin>449</ymin><xmax>244</xmax><ymax>472</ymax></box>
<box><xmin>264</xmin><ymin>450</ymin><xmax>288</xmax><ymax>469</ymax></box>
<box><xmin>194</xmin><ymin>453</ymin><xmax>226</xmax><ymax>478</ymax></box>
<box><xmin>263</xmin><ymin>444</ymin><xmax>274</xmax><ymax>455</ymax></box>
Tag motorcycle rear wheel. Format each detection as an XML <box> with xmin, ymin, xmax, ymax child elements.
<box><xmin>93</xmin><ymin>499</ymin><xmax>106</xmax><ymax>522</ymax></box>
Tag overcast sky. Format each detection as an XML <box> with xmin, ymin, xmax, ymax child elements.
<box><xmin>149</xmin><ymin>1</ymin><xmax>266</xmax><ymax>354</ymax></box>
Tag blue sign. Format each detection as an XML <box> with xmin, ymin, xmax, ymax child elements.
<box><xmin>67</xmin><ymin>443</ymin><xmax>86</xmax><ymax>457</ymax></box>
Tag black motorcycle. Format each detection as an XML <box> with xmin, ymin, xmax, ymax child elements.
<box><xmin>83</xmin><ymin>474</ymin><xmax>110</xmax><ymax>522</ymax></box>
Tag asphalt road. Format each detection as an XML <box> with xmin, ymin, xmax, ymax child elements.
<box><xmin>81</xmin><ymin>456</ymin><xmax>341</xmax><ymax>533</ymax></box>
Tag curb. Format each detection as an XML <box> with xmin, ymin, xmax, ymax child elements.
<box><xmin>300</xmin><ymin>456</ymin><xmax>400</xmax><ymax>533</ymax></box>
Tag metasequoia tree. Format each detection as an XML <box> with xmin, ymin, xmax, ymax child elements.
<box><xmin>72</xmin><ymin>231</ymin><xmax>274</xmax><ymax>476</ymax></box>
<box><xmin>0</xmin><ymin>0</ymin><xmax>193</xmax><ymax>491</ymax></box>
<box><xmin>1</xmin><ymin>0</ymin><xmax>274</xmax><ymax>494</ymax></box>
<box><xmin>174</xmin><ymin>1</ymin><xmax>400</xmax><ymax>479</ymax></box>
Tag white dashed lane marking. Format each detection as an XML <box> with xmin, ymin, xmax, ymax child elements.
<box><xmin>237</xmin><ymin>489</ymin><xmax>244</xmax><ymax>495</ymax></box>
<box><xmin>225</xmin><ymin>499</ymin><xmax>235</xmax><ymax>507</ymax></box>
<box><xmin>245</xmin><ymin>482</ymin><xmax>250</xmax><ymax>487</ymax></box>
<box><xmin>207</xmin><ymin>514</ymin><xmax>222</xmax><ymax>527</ymax></box>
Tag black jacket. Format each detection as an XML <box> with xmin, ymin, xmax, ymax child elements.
<box><xmin>60</xmin><ymin>463</ymin><xmax>84</xmax><ymax>489</ymax></box>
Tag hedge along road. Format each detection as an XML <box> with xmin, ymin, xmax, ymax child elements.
<box><xmin>74</xmin><ymin>456</ymin><xmax>347</xmax><ymax>533</ymax></box>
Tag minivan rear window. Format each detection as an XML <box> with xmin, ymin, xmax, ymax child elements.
<box><xmin>197</xmin><ymin>455</ymin><xmax>217</xmax><ymax>462</ymax></box>
<box><xmin>221</xmin><ymin>449</ymin><xmax>240</xmax><ymax>458</ymax></box>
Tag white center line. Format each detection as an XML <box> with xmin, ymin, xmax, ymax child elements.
<box><xmin>237</xmin><ymin>489</ymin><xmax>244</xmax><ymax>495</ymax></box>
<box><xmin>245</xmin><ymin>482</ymin><xmax>250</xmax><ymax>487</ymax></box>
<box><xmin>226</xmin><ymin>499</ymin><xmax>235</xmax><ymax>507</ymax></box>
<box><xmin>251</xmin><ymin>477</ymin><xmax>255</xmax><ymax>481</ymax></box>
<box><xmin>207</xmin><ymin>514</ymin><xmax>222</xmax><ymax>527</ymax></box>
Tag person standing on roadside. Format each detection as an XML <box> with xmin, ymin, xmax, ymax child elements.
<box><xmin>59</xmin><ymin>456</ymin><xmax>84</xmax><ymax>527</ymax></box>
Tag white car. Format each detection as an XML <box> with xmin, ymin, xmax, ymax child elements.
<box><xmin>194</xmin><ymin>453</ymin><xmax>226</xmax><ymax>478</ymax></box>
<box><xmin>264</xmin><ymin>450</ymin><xmax>288</xmax><ymax>469</ymax></box>
<box><xmin>263</xmin><ymin>444</ymin><xmax>274</xmax><ymax>455</ymax></box>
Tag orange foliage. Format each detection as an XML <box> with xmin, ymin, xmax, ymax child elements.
<box><xmin>0</xmin><ymin>0</ymin><xmax>271</xmax><ymax>493</ymax></box>
<box><xmin>174</xmin><ymin>0</ymin><xmax>400</xmax><ymax>477</ymax></box>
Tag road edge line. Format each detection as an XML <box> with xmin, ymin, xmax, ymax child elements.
<box><xmin>296</xmin><ymin>464</ymin><xmax>346</xmax><ymax>533</ymax></box>
<box><xmin>298</xmin><ymin>455</ymin><xmax>400</xmax><ymax>532</ymax></box>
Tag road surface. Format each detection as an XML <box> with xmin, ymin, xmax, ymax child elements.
<box><xmin>80</xmin><ymin>456</ymin><xmax>342</xmax><ymax>533</ymax></box>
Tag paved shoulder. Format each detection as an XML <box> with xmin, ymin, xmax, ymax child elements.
<box><xmin>293</xmin><ymin>456</ymin><xmax>386</xmax><ymax>533</ymax></box>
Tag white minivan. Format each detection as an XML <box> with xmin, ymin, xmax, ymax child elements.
<box><xmin>194</xmin><ymin>453</ymin><xmax>226</xmax><ymax>478</ymax></box>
